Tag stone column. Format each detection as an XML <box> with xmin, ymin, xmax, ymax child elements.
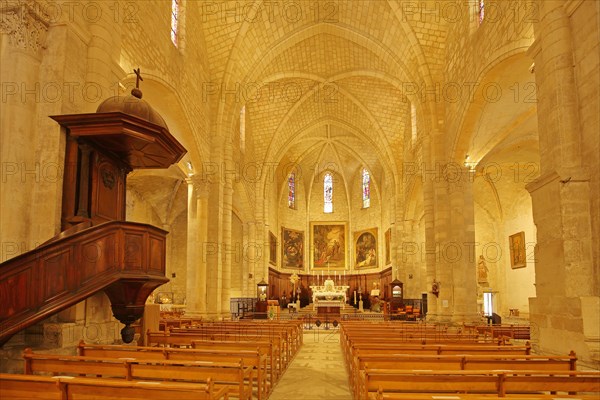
<box><xmin>85</xmin><ymin>1</ymin><xmax>122</xmax><ymax>108</ymax></box>
<box><xmin>401</xmin><ymin>219</ymin><xmax>419</xmax><ymax>298</ymax></box>
<box><xmin>527</xmin><ymin>0</ymin><xmax>598</xmax><ymax>366</ymax></box>
<box><xmin>205</xmin><ymin>138</ymin><xmax>225</xmax><ymax>319</ymax></box>
<box><xmin>220</xmin><ymin>182</ymin><xmax>234</xmax><ymax>315</ymax></box>
<box><xmin>185</xmin><ymin>179</ymin><xmax>199</xmax><ymax>314</ymax></box>
<box><xmin>421</xmin><ymin>134</ymin><xmax>439</xmax><ymax>320</ymax></box>
<box><xmin>449</xmin><ymin>167</ymin><xmax>479</xmax><ymax>324</ymax></box>
<box><xmin>246</xmin><ymin>221</ymin><xmax>258</xmax><ymax>296</ymax></box>
<box><xmin>0</xmin><ymin>3</ymin><xmax>49</xmax><ymax>260</ymax></box>
<box><xmin>433</xmin><ymin>175</ymin><xmax>452</xmax><ymax>323</ymax></box>
<box><xmin>196</xmin><ymin>181</ymin><xmax>210</xmax><ymax>315</ymax></box>
<box><xmin>241</xmin><ymin>221</ymin><xmax>250</xmax><ymax>297</ymax></box>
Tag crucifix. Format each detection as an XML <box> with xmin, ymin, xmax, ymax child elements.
<box><xmin>132</xmin><ymin>68</ymin><xmax>143</xmax><ymax>98</ymax></box>
<box><xmin>133</xmin><ymin>68</ymin><xmax>143</xmax><ymax>88</ymax></box>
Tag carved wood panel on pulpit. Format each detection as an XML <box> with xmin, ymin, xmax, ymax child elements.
<box><xmin>61</xmin><ymin>138</ymin><xmax>128</xmax><ymax>230</ymax></box>
<box><xmin>91</xmin><ymin>153</ymin><xmax>126</xmax><ymax>224</ymax></box>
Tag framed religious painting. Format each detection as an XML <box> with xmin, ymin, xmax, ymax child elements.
<box><xmin>269</xmin><ymin>231</ymin><xmax>277</xmax><ymax>266</ymax></box>
<box><xmin>354</xmin><ymin>228</ymin><xmax>378</xmax><ymax>269</ymax></box>
<box><xmin>509</xmin><ymin>231</ymin><xmax>526</xmax><ymax>269</ymax></box>
<box><xmin>281</xmin><ymin>227</ymin><xmax>304</xmax><ymax>269</ymax></box>
<box><xmin>310</xmin><ymin>222</ymin><xmax>347</xmax><ymax>270</ymax></box>
<box><xmin>385</xmin><ymin>227</ymin><xmax>391</xmax><ymax>266</ymax></box>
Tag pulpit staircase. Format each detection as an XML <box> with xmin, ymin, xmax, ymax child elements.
<box><xmin>0</xmin><ymin>83</ymin><xmax>186</xmax><ymax>346</ymax></box>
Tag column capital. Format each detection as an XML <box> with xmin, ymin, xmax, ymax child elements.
<box><xmin>525</xmin><ymin>167</ymin><xmax>590</xmax><ymax>194</ymax></box>
<box><xmin>0</xmin><ymin>2</ymin><xmax>50</xmax><ymax>55</ymax></box>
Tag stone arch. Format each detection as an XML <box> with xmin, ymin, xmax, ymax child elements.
<box><xmin>453</xmin><ymin>52</ymin><xmax>540</xmax><ymax>317</ymax></box>
<box><xmin>451</xmin><ymin>51</ymin><xmax>535</xmax><ymax>163</ymax></box>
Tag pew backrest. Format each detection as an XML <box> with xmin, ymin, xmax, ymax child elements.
<box><xmin>0</xmin><ymin>373</ymin><xmax>227</xmax><ymax>400</ymax></box>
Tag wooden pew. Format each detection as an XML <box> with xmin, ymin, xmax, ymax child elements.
<box><xmin>340</xmin><ymin>325</ymin><xmax>512</xmax><ymax>363</ymax></box>
<box><xmin>475</xmin><ymin>325</ymin><xmax>531</xmax><ymax>340</ymax></box>
<box><xmin>192</xmin><ymin>339</ymin><xmax>280</xmax><ymax>386</ymax></box>
<box><xmin>342</xmin><ymin>337</ymin><xmax>512</xmax><ymax>365</ymax></box>
<box><xmin>77</xmin><ymin>341</ymin><xmax>267</xmax><ymax>400</ymax></box>
<box><xmin>0</xmin><ymin>373</ymin><xmax>228</xmax><ymax>400</ymax></box>
<box><xmin>147</xmin><ymin>330</ymin><xmax>283</xmax><ymax>383</ymax></box>
<box><xmin>0</xmin><ymin>373</ymin><xmax>63</xmax><ymax>400</ymax></box>
<box><xmin>371</xmin><ymin>391</ymin><xmax>600</xmax><ymax>400</ymax></box>
<box><xmin>351</xmin><ymin>353</ymin><xmax>577</xmax><ymax>397</ymax></box>
<box><xmin>23</xmin><ymin>350</ymin><xmax>252</xmax><ymax>400</ymax></box>
<box><xmin>173</xmin><ymin>325</ymin><xmax>293</xmax><ymax>363</ymax></box>
<box><xmin>150</xmin><ymin>329</ymin><xmax>286</xmax><ymax>367</ymax></box>
<box><xmin>344</xmin><ymin>343</ymin><xmax>531</xmax><ymax>370</ymax></box>
<box><xmin>360</xmin><ymin>370</ymin><xmax>600</xmax><ymax>400</ymax></box>
<box><xmin>191</xmin><ymin>321</ymin><xmax>303</xmax><ymax>354</ymax></box>
<box><xmin>339</xmin><ymin>321</ymin><xmax>503</xmax><ymax>353</ymax></box>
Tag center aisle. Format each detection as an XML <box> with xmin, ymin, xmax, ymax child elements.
<box><xmin>269</xmin><ymin>331</ymin><xmax>352</xmax><ymax>400</ymax></box>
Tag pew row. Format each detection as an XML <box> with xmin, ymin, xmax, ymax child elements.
<box><xmin>359</xmin><ymin>369</ymin><xmax>600</xmax><ymax>400</ymax></box>
<box><xmin>371</xmin><ymin>392</ymin><xmax>600</xmax><ymax>400</ymax></box>
<box><xmin>23</xmin><ymin>349</ymin><xmax>252</xmax><ymax>400</ymax></box>
<box><xmin>170</xmin><ymin>325</ymin><xmax>296</xmax><ymax>364</ymax></box>
<box><xmin>351</xmin><ymin>352</ymin><xmax>577</xmax><ymax>397</ymax></box>
<box><xmin>0</xmin><ymin>373</ymin><xmax>228</xmax><ymax>400</ymax></box>
<box><xmin>76</xmin><ymin>341</ymin><xmax>267</xmax><ymax>400</ymax></box>
<box><xmin>343</xmin><ymin>343</ymin><xmax>531</xmax><ymax>369</ymax></box>
<box><xmin>147</xmin><ymin>330</ymin><xmax>283</xmax><ymax>383</ymax></box>
<box><xmin>191</xmin><ymin>340</ymin><xmax>280</xmax><ymax>387</ymax></box>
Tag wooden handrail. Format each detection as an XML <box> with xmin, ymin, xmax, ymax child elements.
<box><xmin>0</xmin><ymin>221</ymin><xmax>169</xmax><ymax>345</ymax></box>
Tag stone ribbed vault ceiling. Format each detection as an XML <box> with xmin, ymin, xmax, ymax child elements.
<box><xmin>197</xmin><ymin>0</ymin><xmax>448</xmax><ymax>195</ymax></box>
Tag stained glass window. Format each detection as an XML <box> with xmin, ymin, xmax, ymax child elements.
<box><xmin>324</xmin><ymin>173</ymin><xmax>333</xmax><ymax>213</ymax></box>
<box><xmin>479</xmin><ymin>0</ymin><xmax>485</xmax><ymax>25</ymax></box>
<box><xmin>171</xmin><ymin>0</ymin><xmax>179</xmax><ymax>47</ymax></box>
<box><xmin>288</xmin><ymin>173</ymin><xmax>296</xmax><ymax>209</ymax></box>
<box><xmin>362</xmin><ymin>168</ymin><xmax>370</xmax><ymax>208</ymax></box>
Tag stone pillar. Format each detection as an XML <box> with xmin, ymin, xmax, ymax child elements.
<box><xmin>186</xmin><ymin>178</ymin><xmax>209</xmax><ymax>316</ymax></box>
<box><xmin>433</xmin><ymin>175</ymin><xmax>452</xmax><ymax>323</ymax></box>
<box><xmin>241</xmin><ymin>221</ymin><xmax>250</xmax><ymax>297</ymax></box>
<box><xmin>527</xmin><ymin>0</ymin><xmax>598</xmax><ymax>366</ymax></box>
<box><xmin>196</xmin><ymin>181</ymin><xmax>210</xmax><ymax>315</ymax></box>
<box><xmin>449</xmin><ymin>167</ymin><xmax>479</xmax><ymax>324</ymax></box>
<box><xmin>421</xmin><ymin>134</ymin><xmax>439</xmax><ymax>320</ymax></box>
<box><xmin>0</xmin><ymin>3</ymin><xmax>49</xmax><ymax>260</ymax></box>
<box><xmin>246</xmin><ymin>221</ymin><xmax>258</xmax><ymax>295</ymax></box>
<box><xmin>402</xmin><ymin>219</ymin><xmax>420</xmax><ymax>298</ymax></box>
<box><xmin>220</xmin><ymin>183</ymin><xmax>234</xmax><ymax>315</ymax></box>
<box><xmin>85</xmin><ymin>1</ymin><xmax>122</xmax><ymax>109</ymax></box>
<box><xmin>205</xmin><ymin>138</ymin><xmax>224</xmax><ymax>319</ymax></box>
<box><xmin>185</xmin><ymin>179</ymin><xmax>199</xmax><ymax>313</ymax></box>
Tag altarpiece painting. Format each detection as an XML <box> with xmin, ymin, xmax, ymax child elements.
<box><xmin>311</xmin><ymin>222</ymin><xmax>347</xmax><ymax>269</ymax></box>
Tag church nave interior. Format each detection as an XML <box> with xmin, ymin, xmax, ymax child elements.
<box><xmin>0</xmin><ymin>0</ymin><xmax>599</xmax><ymax>397</ymax></box>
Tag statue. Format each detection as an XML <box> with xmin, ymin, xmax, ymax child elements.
<box><xmin>370</xmin><ymin>296</ymin><xmax>381</xmax><ymax>312</ymax></box>
<box><xmin>477</xmin><ymin>255</ymin><xmax>489</xmax><ymax>283</ymax></box>
<box><xmin>289</xmin><ymin>273</ymin><xmax>299</xmax><ymax>300</ymax></box>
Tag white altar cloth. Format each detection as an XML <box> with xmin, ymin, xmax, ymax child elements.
<box><xmin>310</xmin><ymin>278</ymin><xmax>349</xmax><ymax>310</ymax></box>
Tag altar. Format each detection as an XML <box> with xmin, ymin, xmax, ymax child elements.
<box><xmin>310</xmin><ymin>277</ymin><xmax>349</xmax><ymax>311</ymax></box>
